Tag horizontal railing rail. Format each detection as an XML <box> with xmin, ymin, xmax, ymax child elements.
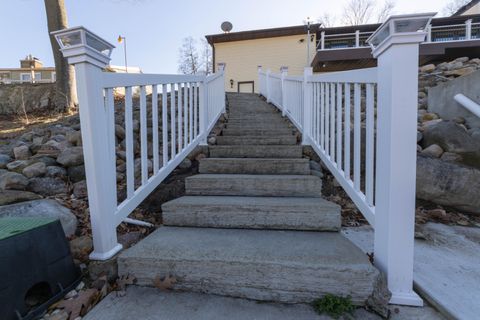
<box><xmin>53</xmin><ymin>26</ymin><xmax>226</xmax><ymax>262</ymax></box>
<box><xmin>318</xmin><ymin>18</ymin><xmax>478</xmax><ymax>50</ymax></box>
<box><xmin>454</xmin><ymin>93</ymin><xmax>480</xmax><ymax>118</ymax></box>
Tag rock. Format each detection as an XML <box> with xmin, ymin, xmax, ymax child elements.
<box><xmin>444</xmin><ymin>67</ymin><xmax>476</xmax><ymax>77</ymax></box>
<box><xmin>27</xmin><ymin>177</ymin><xmax>68</xmax><ymax>196</ymax></box>
<box><xmin>35</xmin><ymin>143</ymin><xmax>61</xmax><ymax>158</ymax></box>
<box><xmin>115</xmin><ymin>124</ymin><xmax>126</xmax><ymax>140</ymax></box>
<box><xmin>88</xmin><ymin>258</ymin><xmax>118</xmax><ymax>282</ymax></box>
<box><xmin>57</xmin><ymin>147</ymin><xmax>84</xmax><ymax>167</ymax></box>
<box><xmin>0</xmin><ymin>154</ymin><xmax>12</xmax><ymax>169</ymax></box>
<box><xmin>118</xmin><ymin>231</ymin><xmax>143</xmax><ymax>249</ymax></box>
<box><xmin>208</xmin><ymin>137</ymin><xmax>216</xmax><ymax>145</ymax></box>
<box><xmin>46</xmin><ymin>165</ymin><xmax>68</xmax><ymax>179</ymax></box>
<box><xmin>73</xmin><ymin>180</ymin><xmax>88</xmax><ymax>198</ymax></box>
<box><xmin>366</xmin><ymin>273</ymin><xmax>391</xmax><ymax>319</ymax></box>
<box><xmin>22</xmin><ymin>162</ymin><xmax>47</xmax><ymax>178</ymax></box>
<box><xmin>309</xmin><ymin>160</ymin><xmax>322</xmax><ymax>172</ymax></box>
<box><xmin>420</xmin><ymin>64</ymin><xmax>435</xmax><ymax>73</ymax></box>
<box><xmin>13</xmin><ymin>145</ymin><xmax>31</xmax><ymax>160</ymax></box>
<box><xmin>0</xmin><ymin>190</ymin><xmax>42</xmax><ymax>205</ymax></box>
<box><xmin>179</xmin><ymin>158</ymin><xmax>192</xmax><ymax>169</ymax></box>
<box><xmin>441</xmin><ymin>152</ymin><xmax>463</xmax><ymax>163</ymax></box>
<box><xmin>0</xmin><ymin>199</ymin><xmax>77</xmax><ymax>236</ymax></box>
<box><xmin>422</xmin><ymin>121</ymin><xmax>480</xmax><ymax>167</ymax></box>
<box><xmin>6</xmin><ymin>160</ymin><xmax>33</xmax><ymax>173</ymax></box>
<box><xmin>421</xmin><ymin>113</ymin><xmax>439</xmax><ymax>122</ymax></box>
<box><xmin>0</xmin><ymin>171</ymin><xmax>28</xmax><ymax>190</ymax></box>
<box><xmin>416</xmin><ymin>155</ymin><xmax>480</xmax><ymax>214</ymax></box>
<box><xmin>69</xmin><ymin>235</ymin><xmax>93</xmax><ymax>258</ymax></box>
<box><xmin>447</xmin><ymin>61</ymin><xmax>463</xmax><ymax>70</ymax></box>
<box><xmin>35</xmin><ymin>156</ymin><xmax>57</xmax><ymax>167</ymax></box>
<box><xmin>422</xmin><ymin>119</ymin><xmax>443</xmax><ymax>128</ymax></box>
<box><xmin>66</xmin><ymin>130</ymin><xmax>82</xmax><ymax>146</ymax></box>
<box><xmin>417</xmin><ymin>131</ymin><xmax>423</xmax><ymax>143</ymax></box>
<box><xmin>68</xmin><ymin>165</ymin><xmax>86</xmax><ymax>183</ymax></box>
<box><xmin>421</xmin><ymin>144</ymin><xmax>443</xmax><ymax>158</ymax></box>
<box><xmin>455</xmin><ymin>56</ymin><xmax>469</xmax><ymax>63</ymax></box>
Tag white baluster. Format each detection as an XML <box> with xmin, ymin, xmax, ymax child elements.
<box><xmin>152</xmin><ymin>85</ymin><xmax>159</xmax><ymax>174</ymax></box>
<box><xmin>353</xmin><ymin>83</ymin><xmax>361</xmax><ymax>192</ymax></box>
<box><xmin>336</xmin><ymin>83</ymin><xmax>343</xmax><ymax>169</ymax></box>
<box><xmin>170</xmin><ymin>83</ymin><xmax>176</xmax><ymax>159</ymax></box>
<box><xmin>140</xmin><ymin>86</ymin><xmax>148</xmax><ymax>184</ymax></box>
<box><xmin>344</xmin><ymin>83</ymin><xmax>351</xmax><ymax>180</ymax></box>
<box><xmin>177</xmin><ymin>82</ymin><xmax>183</xmax><ymax>152</ymax></box>
<box><xmin>125</xmin><ymin>87</ymin><xmax>134</xmax><ymax>198</ymax></box>
<box><xmin>162</xmin><ymin>84</ymin><xmax>168</xmax><ymax>164</ymax></box>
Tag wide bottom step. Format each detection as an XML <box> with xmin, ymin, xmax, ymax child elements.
<box><xmin>118</xmin><ymin>227</ymin><xmax>380</xmax><ymax>304</ymax></box>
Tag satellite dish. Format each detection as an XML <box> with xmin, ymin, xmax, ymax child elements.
<box><xmin>221</xmin><ymin>21</ymin><xmax>233</xmax><ymax>33</ymax></box>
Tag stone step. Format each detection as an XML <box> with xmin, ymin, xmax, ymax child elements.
<box><xmin>226</xmin><ymin>123</ymin><xmax>293</xmax><ymax>130</ymax></box>
<box><xmin>209</xmin><ymin>145</ymin><xmax>303</xmax><ymax>158</ymax></box>
<box><xmin>186</xmin><ymin>174</ymin><xmax>322</xmax><ymax>197</ymax></box>
<box><xmin>118</xmin><ymin>227</ymin><xmax>380</xmax><ymax>304</ymax></box>
<box><xmin>222</xmin><ymin>128</ymin><xmax>294</xmax><ymax>136</ymax></box>
<box><xmin>199</xmin><ymin>158</ymin><xmax>309</xmax><ymax>175</ymax></box>
<box><xmin>216</xmin><ymin>135</ymin><xmax>297</xmax><ymax>146</ymax></box>
<box><xmin>162</xmin><ymin>196</ymin><xmax>341</xmax><ymax>231</ymax></box>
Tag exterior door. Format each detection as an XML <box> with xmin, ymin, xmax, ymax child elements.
<box><xmin>238</xmin><ymin>81</ymin><xmax>254</xmax><ymax>93</ymax></box>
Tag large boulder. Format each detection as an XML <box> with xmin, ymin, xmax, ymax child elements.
<box><xmin>27</xmin><ymin>177</ymin><xmax>68</xmax><ymax>196</ymax></box>
<box><xmin>0</xmin><ymin>190</ymin><xmax>41</xmax><ymax>206</ymax></box>
<box><xmin>416</xmin><ymin>155</ymin><xmax>480</xmax><ymax>214</ymax></box>
<box><xmin>0</xmin><ymin>170</ymin><xmax>28</xmax><ymax>190</ymax></box>
<box><xmin>0</xmin><ymin>199</ymin><xmax>77</xmax><ymax>237</ymax></box>
<box><xmin>422</xmin><ymin>121</ymin><xmax>480</xmax><ymax>168</ymax></box>
<box><xmin>0</xmin><ymin>154</ymin><xmax>12</xmax><ymax>168</ymax></box>
<box><xmin>56</xmin><ymin>146</ymin><xmax>84</xmax><ymax>167</ymax></box>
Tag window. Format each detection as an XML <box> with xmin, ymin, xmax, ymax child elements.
<box><xmin>34</xmin><ymin>72</ymin><xmax>41</xmax><ymax>80</ymax></box>
<box><xmin>20</xmin><ymin>73</ymin><xmax>31</xmax><ymax>82</ymax></box>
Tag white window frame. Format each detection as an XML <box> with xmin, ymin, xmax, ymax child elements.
<box><xmin>20</xmin><ymin>73</ymin><xmax>32</xmax><ymax>82</ymax></box>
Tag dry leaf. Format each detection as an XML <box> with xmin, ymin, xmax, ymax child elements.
<box><xmin>57</xmin><ymin>288</ymin><xmax>98</xmax><ymax>320</ymax></box>
<box><xmin>153</xmin><ymin>275</ymin><xmax>177</xmax><ymax>291</ymax></box>
<box><xmin>116</xmin><ymin>274</ymin><xmax>136</xmax><ymax>297</ymax></box>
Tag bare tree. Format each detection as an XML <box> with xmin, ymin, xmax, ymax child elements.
<box><xmin>376</xmin><ymin>0</ymin><xmax>395</xmax><ymax>23</ymax></box>
<box><xmin>342</xmin><ymin>0</ymin><xmax>376</xmax><ymax>26</ymax></box>
<box><xmin>44</xmin><ymin>0</ymin><xmax>78</xmax><ymax>113</ymax></box>
<box><xmin>443</xmin><ymin>0</ymin><xmax>470</xmax><ymax>16</ymax></box>
<box><xmin>178</xmin><ymin>37</ymin><xmax>200</xmax><ymax>75</ymax></box>
<box><xmin>200</xmin><ymin>38</ymin><xmax>213</xmax><ymax>75</ymax></box>
<box><xmin>318</xmin><ymin>13</ymin><xmax>337</xmax><ymax>28</ymax></box>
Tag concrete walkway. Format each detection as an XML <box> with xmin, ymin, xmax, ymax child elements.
<box><xmin>84</xmin><ymin>286</ymin><xmax>445</xmax><ymax>320</ymax></box>
<box><xmin>343</xmin><ymin>223</ymin><xmax>480</xmax><ymax>320</ymax></box>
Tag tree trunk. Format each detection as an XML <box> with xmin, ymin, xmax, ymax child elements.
<box><xmin>44</xmin><ymin>0</ymin><xmax>78</xmax><ymax>113</ymax></box>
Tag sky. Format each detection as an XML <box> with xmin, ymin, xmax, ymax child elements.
<box><xmin>0</xmin><ymin>0</ymin><xmax>456</xmax><ymax>74</ymax></box>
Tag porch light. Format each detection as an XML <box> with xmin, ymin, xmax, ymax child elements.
<box><xmin>367</xmin><ymin>13</ymin><xmax>436</xmax><ymax>55</ymax></box>
<box><xmin>51</xmin><ymin>26</ymin><xmax>115</xmax><ymax>68</ymax></box>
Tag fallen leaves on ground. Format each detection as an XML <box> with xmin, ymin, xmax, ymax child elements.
<box><xmin>116</xmin><ymin>274</ymin><xmax>136</xmax><ymax>297</ymax></box>
<box><xmin>56</xmin><ymin>288</ymin><xmax>98</xmax><ymax>320</ymax></box>
<box><xmin>153</xmin><ymin>275</ymin><xmax>177</xmax><ymax>291</ymax></box>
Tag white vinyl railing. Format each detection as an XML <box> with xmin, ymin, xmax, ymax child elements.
<box><xmin>260</xmin><ymin>14</ymin><xmax>434</xmax><ymax>307</ymax></box>
<box><xmin>454</xmin><ymin>93</ymin><xmax>480</xmax><ymax>118</ymax></box>
<box><xmin>52</xmin><ymin>26</ymin><xmax>225</xmax><ymax>261</ymax></box>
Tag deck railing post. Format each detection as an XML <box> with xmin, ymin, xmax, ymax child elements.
<box><xmin>280</xmin><ymin>66</ymin><xmax>288</xmax><ymax>116</ymax></box>
<box><xmin>426</xmin><ymin>24</ymin><xmax>432</xmax><ymax>42</ymax></box>
<box><xmin>218</xmin><ymin>63</ymin><xmax>226</xmax><ymax>112</ymax></box>
<box><xmin>257</xmin><ymin>66</ymin><xmax>263</xmax><ymax>95</ymax></box>
<box><xmin>355</xmin><ymin>30</ymin><xmax>360</xmax><ymax>47</ymax></box>
<box><xmin>466</xmin><ymin>19</ymin><xmax>472</xmax><ymax>40</ymax></box>
<box><xmin>266</xmin><ymin>69</ymin><xmax>271</xmax><ymax>103</ymax></box>
<box><xmin>370</xmin><ymin>17</ymin><xmax>431</xmax><ymax>306</ymax></box>
<box><xmin>302</xmin><ymin>67</ymin><xmax>313</xmax><ymax>145</ymax></box>
<box><xmin>321</xmin><ymin>31</ymin><xmax>325</xmax><ymax>50</ymax></box>
<box><xmin>51</xmin><ymin>27</ymin><xmax>122</xmax><ymax>260</ymax></box>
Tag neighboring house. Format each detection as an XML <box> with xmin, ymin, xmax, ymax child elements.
<box><xmin>106</xmin><ymin>65</ymin><xmax>143</xmax><ymax>74</ymax></box>
<box><xmin>0</xmin><ymin>55</ymin><xmax>55</xmax><ymax>84</ymax></box>
<box><xmin>206</xmin><ymin>13</ymin><xmax>480</xmax><ymax>85</ymax></box>
<box><xmin>206</xmin><ymin>25</ymin><xmax>319</xmax><ymax>93</ymax></box>
<box><xmin>454</xmin><ymin>0</ymin><xmax>480</xmax><ymax>15</ymax></box>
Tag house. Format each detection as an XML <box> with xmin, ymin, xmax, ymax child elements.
<box><xmin>207</xmin><ymin>13</ymin><xmax>480</xmax><ymax>86</ymax></box>
<box><xmin>0</xmin><ymin>55</ymin><xmax>56</xmax><ymax>84</ymax></box>
<box><xmin>206</xmin><ymin>24</ymin><xmax>319</xmax><ymax>93</ymax></box>
<box><xmin>454</xmin><ymin>0</ymin><xmax>480</xmax><ymax>15</ymax></box>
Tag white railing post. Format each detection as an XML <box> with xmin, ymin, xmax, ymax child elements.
<box><xmin>302</xmin><ymin>67</ymin><xmax>313</xmax><ymax>145</ymax></box>
<box><xmin>369</xmin><ymin>14</ymin><xmax>434</xmax><ymax>306</ymax></box>
<box><xmin>199</xmin><ymin>79</ymin><xmax>208</xmax><ymax>145</ymax></box>
<box><xmin>426</xmin><ymin>24</ymin><xmax>432</xmax><ymax>42</ymax></box>
<box><xmin>217</xmin><ymin>63</ymin><xmax>226</xmax><ymax>112</ymax></box>
<box><xmin>280</xmin><ymin>66</ymin><xmax>288</xmax><ymax>117</ymax></box>
<box><xmin>355</xmin><ymin>30</ymin><xmax>360</xmax><ymax>47</ymax></box>
<box><xmin>257</xmin><ymin>66</ymin><xmax>262</xmax><ymax>95</ymax></box>
<box><xmin>466</xmin><ymin>19</ymin><xmax>472</xmax><ymax>40</ymax></box>
<box><xmin>51</xmin><ymin>27</ymin><xmax>122</xmax><ymax>260</ymax></box>
<box><xmin>321</xmin><ymin>31</ymin><xmax>325</xmax><ymax>50</ymax></box>
<box><xmin>266</xmin><ymin>69</ymin><xmax>271</xmax><ymax>103</ymax></box>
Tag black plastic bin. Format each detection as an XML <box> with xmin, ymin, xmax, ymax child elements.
<box><xmin>0</xmin><ymin>217</ymin><xmax>81</xmax><ymax>320</ymax></box>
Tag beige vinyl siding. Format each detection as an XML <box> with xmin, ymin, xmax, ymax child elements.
<box><xmin>214</xmin><ymin>34</ymin><xmax>317</xmax><ymax>93</ymax></box>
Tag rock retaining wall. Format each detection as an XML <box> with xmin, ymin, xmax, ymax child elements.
<box><xmin>0</xmin><ymin>83</ymin><xmax>55</xmax><ymax>115</ymax></box>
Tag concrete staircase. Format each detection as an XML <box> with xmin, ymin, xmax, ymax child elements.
<box><xmin>118</xmin><ymin>93</ymin><xmax>381</xmax><ymax>305</ymax></box>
